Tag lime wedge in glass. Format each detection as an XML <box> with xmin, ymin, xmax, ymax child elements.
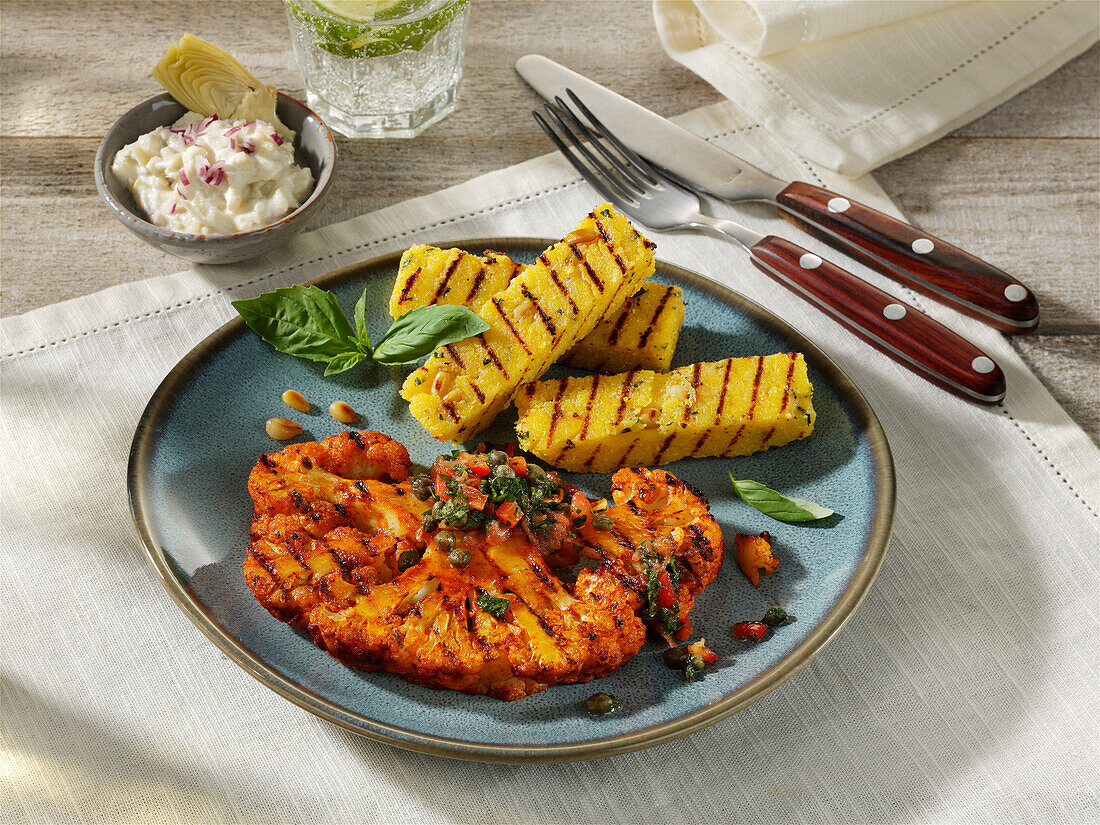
<box><xmin>285</xmin><ymin>0</ymin><xmax>469</xmax><ymax>60</ymax></box>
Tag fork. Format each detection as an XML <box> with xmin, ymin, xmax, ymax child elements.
<box><xmin>534</xmin><ymin>93</ymin><xmax>1006</xmax><ymax>405</ymax></box>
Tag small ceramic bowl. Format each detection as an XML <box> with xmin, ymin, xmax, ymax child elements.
<box><xmin>95</xmin><ymin>92</ymin><xmax>337</xmax><ymax>265</ymax></box>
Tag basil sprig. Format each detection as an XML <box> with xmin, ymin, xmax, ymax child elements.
<box><xmin>729</xmin><ymin>474</ymin><xmax>835</xmax><ymax>523</ymax></box>
<box><xmin>232</xmin><ymin>285</ymin><xmax>488</xmax><ymax>374</ymax></box>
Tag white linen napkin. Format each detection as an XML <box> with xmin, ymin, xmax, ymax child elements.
<box><xmin>653</xmin><ymin>0</ymin><xmax>1099</xmax><ymax>174</ymax></box>
<box><xmin>2</xmin><ymin>100</ymin><xmax>1098</xmax><ymax>823</ymax></box>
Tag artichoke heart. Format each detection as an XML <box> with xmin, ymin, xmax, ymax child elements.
<box><xmin>153</xmin><ymin>34</ymin><xmax>294</xmax><ymax>140</ymax></box>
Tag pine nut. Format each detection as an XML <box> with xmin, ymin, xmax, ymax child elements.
<box><xmin>281</xmin><ymin>389</ymin><xmax>310</xmax><ymax>412</ymax></box>
<box><xmin>266</xmin><ymin>418</ymin><xmax>303</xmax><ymax>440</ymax></box>
<box><xmin>431</xmin><ymin>371</ymin><xmax>455</xmax><ymax>398</ymax></box>
<box><xmin>562</xmin><ymin>226</ymin><xmax>600</xmax><ymax>245</ymax></box>
<box><xmin>329</xmin><ymin>401</ymin><xmax>358</xmax><ymax>424</ymax></box>
<box><xmin>512</xmin><ymin>298</ymin><xmax>536</xmax><ymax>321</ymax></box>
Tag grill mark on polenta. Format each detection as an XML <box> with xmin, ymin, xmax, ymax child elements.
<box><xmin>476</xmin><ymin>334</ymin><xmax>509</xmax><ymax>379</ymax></box>
<box><xmin>547</xmin><ymin>378</ymin><xmax>568</xmax><ymax>446</ymax></box>
<box><xmin>521</xmin><ymin>287</ymin><xmax>557</xmax><ymax>337</ymax></box>
<box><xmin>469</xmin><ymin>383</ymin><xmax>486</xmax><ymax>403</ymax></box>
<box><xmin>582</xmin><ymin>444</ymin><xmax>602</xmax><ymax>470</ymax></box>
<box><xmin>638</xmin><ymin>287</ymin><xmax>675</xmax><ymax>347</ymax></box>
<box><xmin>568</xmin><ymin>243</ymin><xmax>605</xmax><ymax>292</ymax></box>
<box><xmin>579</xmin><ymin>375</ymin><xmax>601</xmax><ymax>439</ymax></box>
<box><xmin>749</xmin><ymin>355</ymin><xmax>765</xmax><ymax>416</ymax></box>
<box><xmin>652</xmin><ymin>433</ymin><xmax>676</xmax><ymax>464</ymax></box>
<box><xmin>434</xmin><ymin>253</ymin><xmax>465</xmax><ymax>300</ymax></box>
<box><xmin>492</xmin><ymin>297</ymin><xmax>533</xmax><ymax>356</ymax></box>
<box><xmin>442</xmin><ymin>400</ymin><xmax>460</xmax><ymax>422</ymax></box>
<box><xmin>594</xmin><ymin>217</ymin><xmax>627</xmax><ymax>274</ymax></box>
<box><xmin>444</xmin><ymin>344</ymin><xmax>466</xmax><ymax>370</ymax></box>
<box><xmin>779</xmin><ymin>353</ymin><xmax>797</xmax><ymax>413</ymax></box>
<box><xmin>539</xmin><ymin>253</ymin><xmax>579</xmax><ymax>314</ymax></box>
<box><xmin>398</xmin><ymin>266</ymin><xmax>422</xmax><ymax>302</ymax></box>
<box><xmin>612</xmin><ymin>370</ymin><xmax>638</xmax><ymax>427</ymax></box>
<box><xmin>606</xmin><ymin>295</ymin><xmax>636</xmax><ymax>345</ymax></box>
<box><xmin>466</xmin><ymin>260</ymin><xmax>490</xmax><ymax>302</ymax></box>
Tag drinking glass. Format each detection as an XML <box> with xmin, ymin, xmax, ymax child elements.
<box><xmin>283</xmin><ymin>0</ymin><xmax>470</xmax><ymax>138</ymax></box>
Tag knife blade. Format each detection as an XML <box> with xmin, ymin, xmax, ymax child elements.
<box><xmin>516</xmin><ymin>54</ymin><xmax>1040</xmax><ymax>334</ymax></box>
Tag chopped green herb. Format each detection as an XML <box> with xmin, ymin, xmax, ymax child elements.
<box><xmin>476</xmin><ymin>594</ymin><xmax>510</xmax><ymax>618</ymax></box>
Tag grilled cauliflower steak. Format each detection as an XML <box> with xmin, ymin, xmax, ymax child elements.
<box><xmin>244</xmin><ymin>432</ymin><xmax>722</xmax><ymax>700</ymax></box>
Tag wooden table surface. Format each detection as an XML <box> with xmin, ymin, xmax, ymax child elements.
<box><xmin>2</xmin><ymin>2</ymin><xmax>1096</xmax><ymax>440</ymax></box>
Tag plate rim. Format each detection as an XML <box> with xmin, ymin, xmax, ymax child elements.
<box><xmin>128</xmin><ymin>237</ymin><xmax>895</xmax><ymax>763</ymax></box>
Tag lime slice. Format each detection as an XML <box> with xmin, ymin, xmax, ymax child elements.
<box><xmin>314</xmin><ymin>1</ymin><xmax>403</xmax><ymax>22</ymax></box>
<box><xmin>286</xmin><ymin>0</ymin><xmax>468</xmax><ymax>60</ymax></box>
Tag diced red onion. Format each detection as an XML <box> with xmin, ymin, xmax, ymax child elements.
<box><xmin>176</xmin><ymin>187</ymin><xmax>187</xmax><ymax>200</ymax></box>
<box><xmin>169</xmin><ymin>203</ymin><xmax>176</xmax><ymax>214</ymax></box>
<box><xmin>229</xmin><ymin>138</ymin><xmax>237</xmax><ymax>150</ymax></box>
<box><xmin>200</xmin><ymin>160</ymin><xmax>225</xmax><ymax>185</ymax></box>
<box><xmin>197</xmin><ymin>115</ymin><xmax>217</xmax><ymax>132</ymax></box>
<box><xmin>271</xmin><ymin>133</ymin><xmax>285</xmax><ymax>146</ymax></box>
<box><xmin>223</xmin><ymin>125</ymin><xmax>242</xmax><ymax>137</ymax></box>
<box><xmin>178</xmin><ymin>169</ymin><xmax>190</xmax><ymax>186</ymax></box>
<box><xmin>240</xmin><ymin>141</ymin><xmax>255</xmax><ymax>155</ymax></box>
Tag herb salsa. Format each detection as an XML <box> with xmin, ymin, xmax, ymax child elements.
<box><xmin>410</xmin><ymin>444</ymin><xmax>612</xmax><ymax>567</ymax></box>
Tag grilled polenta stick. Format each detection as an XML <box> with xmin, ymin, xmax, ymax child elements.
<box><xmin>561</xmin><ymin>283</ymin><xmax>684</xmax><ymax>372</ymax></box>
<box><xmin>391</xmin><ymin>247</ymin><xmax>684</xmax><ymax>373</ymax></box>
<box><xmin>514</xmin><ymin>353</ymin><xmax>815</xmax><ymax>473</ymax></box>
<box><xmin>400</xmin><ymin>204</ymin><xmax>656</xmax><ymax>442</ymax></box>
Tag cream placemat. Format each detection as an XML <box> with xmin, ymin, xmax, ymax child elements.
<box><xmin>653</xmin><ymin>0</ymin><xmax>1099</xmax><ymax>175</ymax></box>
<box><xmin>2</xmin><ymin>100</ymin><xmax>1098</xmax><ymax>824</ymax></box>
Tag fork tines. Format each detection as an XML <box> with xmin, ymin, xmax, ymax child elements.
<box><xmin>534</xmin><ymin>90</ymin><xmax>665</xmax><ymax>210</ymax></box>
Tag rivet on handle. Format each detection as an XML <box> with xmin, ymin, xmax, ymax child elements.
<box><xmin>883</xmin><ymin>303</ymin><xmax>907</xmax><ymax>320</ymax></box>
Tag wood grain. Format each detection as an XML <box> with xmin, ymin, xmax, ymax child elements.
<box><xmin>0</xmin><ymin>2</ymin><xmax>1095</xmax><ymax>439</ymax></box>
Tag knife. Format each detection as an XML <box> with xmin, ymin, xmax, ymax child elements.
<box><xmin>516</xmin><ymin>54</ymin><xmax>1039</xmax><ymax>334</ymax></box>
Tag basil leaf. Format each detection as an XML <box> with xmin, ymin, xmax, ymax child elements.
<box><xmin>232</xmin><ymin>285</ymin><xmax>361</xmax><ymax>364</ymax></box>
<box><xmin>729</xmin><ymin>474</ymin><xmax>835</xmax><ymax>522</ymax></box>
<box><xmin>323</xmin><ymin>350</ymin><xmax>369</xmax><ymax>376</ymax></box>
<box><xmin>353</xmin><ymin>289</ymin><xmax>371</xmax><ymax>350</ymax></box>
<box><xmin>372</xmin><ymin>305</ymin><xmax>489</xmax><ymax>365</ymax></box>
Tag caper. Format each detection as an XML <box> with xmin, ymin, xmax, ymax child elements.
<box><xmin>583</xmin><ymin>692</ymin><xmax>621</xmax><ymax>716</ymax></box>
<box><xmin>591</xmin><ymin>513</ymin><xmax>614</xmax><ymax>531</ymax></box>
<box><xmin>420</xmin><ymin>512</ymin><xmax>439</xmax><ymax>532</ymax></box>
<box><xmin>435</xmin><ymin>531</ymin><xmax>456</xmax><ymax>551</ymax></box>
<box><xmin>554</xmin><ymin>501</ymin><xmax>572</xmax><ymax>514</ymax></box>
<box><xmin>448</xmin><ymin>546</ymin><xmax>471</xmax><ymax>567</ymax></box>
<box><xmin>763</xmin><ymin>606</ymin><xmax>794</xmax><ymax>627</ymax></box>
<box><xmin>397</xmin><ymin>548</ymin><xmax>421</xmax><ymax>572</ymax></box>
<box><xmin>411</xmin><ymin>475</ymin><xmax>433</xmax><ymax>501</ymax></box>
<box><xmin>432</xmin><ymin>500</ymin><xmax>445</xmax><ymax>518</ymax></box>
<box><xmin>690</xmin><ymin>654</ymin><xmax>706</xmax><ymax>672</ymax></box>
<box><xmin>487</xmin><ymin>449</ymin><xmax>509</xmax><ymax>467</ymax></box>
<box><xmin>493</xmin><ymin>464</ymin><xmax>515</xmax><ymax>478</ymax></box>
<box><xmin>662</xmin><ymin>646</ymin><xmax>688</xmax><ymax>668</ymax></box>
<box><xmin>526</xmin><ymin>464</ymin><xmax>546</xmax><ymax>481</ymax></box>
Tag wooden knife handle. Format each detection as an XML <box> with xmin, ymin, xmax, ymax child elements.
<box><xmin>775</xmin><ymin>181</ymin><xmax>1039</xmax><ymax>334</ymax></box>
<box><xmin>749</xmin><ymin>235</ymin><xmax>1006</xmax><ymax>404</ymax></box>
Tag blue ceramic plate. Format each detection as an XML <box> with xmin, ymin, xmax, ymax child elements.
<box><xmin>128</xmin><ymin>239</ymin><xmax>894</xmax><ymax>762</ymax></box>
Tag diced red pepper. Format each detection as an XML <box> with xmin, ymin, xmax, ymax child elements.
<box><xmin>687</xmin><ymin>639</ymin><xmax>718</xmax><ymax>663</ymax></box>
<box><xmin>732</xmin><ymin>621</ymin><xmax>769</xmax><ymax>642</ymax></box>
<box><xmin>469</xmin><ymin>462</ymin><xmax>491</xmax><ymax>477</ymax></box>
<box><xmin>465</xmin><ymin>487</ymin><xmax>488</xmax><ymax>511</ymax></box>
<box><xmin>674</xmin><ymin>625</ymin><xmax>692</xmax><ymax>641</ymax></box>
<box><xmin>656</xmin><ymin>571</ymin><xmax>675</xmax><ymax>608</ymax></box>
<box><xmin>509</xmin><ymin>456</ymin><xmax>528</xmax><ymax>477</ymax></box>
<box><xmin>570</xmin><ymin>492</ymin><xmax>591</xmax><ymax>524</ymax></box>
<box><xmin>434</xmin><ymin>474</ymin><xmax>451</xmax><ymax>501</ymax></box>
<box><xmin>504</xmin><ymin>443</ymin><xmax>516</xmax><ymax>457</ymax></box>
<box><xmin>496</xmin><ymin>500</ymin><xmax>521</xmax><ymax>528</ymax></box>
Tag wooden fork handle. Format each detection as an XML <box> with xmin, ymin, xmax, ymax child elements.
<box><xmin>749</xmin><ymin>235</ymin><xmax>1006</xmax><ymax>404</ymax></box>
<box><xmin>775</xmin><ymin>182</ymin><xmax>1039</xmax><ymax>334</ymax></box>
